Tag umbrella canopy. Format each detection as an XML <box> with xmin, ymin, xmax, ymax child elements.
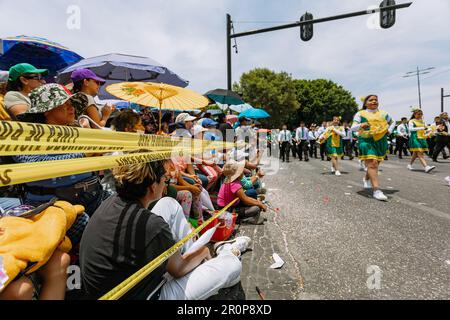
<box><xmin>0</xmin><ymin>35</ymin><xmax>83</xmax><ymax>77</ymax></box>
<box><xmin>57</xmin><ymin>53</ymin><xmax>189</xmax><ymax>99</ymax></box>
<box><xmin>106</xmin><ymin>82</ymin><xmax>208</xmax><ymax>131</ymax></box>
<box><xmin>205</xmin><ymin>88</ymin><xmax>244</xmax><ymax>106</ymax></box>
<box><xmin>229</xmin><ymin>103</ymin><xmax>254</xmax><ymax>113</ymax></box>
<box><xmin>239</xmin><ymin>108</ymin><xmax>270</xmax><ymax>119</ymax></box>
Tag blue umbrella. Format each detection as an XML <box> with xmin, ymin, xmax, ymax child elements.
<box><xmin>57</xmin><ymin>53</ymin><xmax>189</xmax><ymax>99</ymax></box>
<box><xmin>229</xmin><ymin>103</ymin><xmax>254</xmax><ymax>113</ymax></box>
<box><xmin>239</xmin><ymin>108</ymin><xmax>270</xmax><ymax>119</ymax></box>
<box><xmin>0</xmin><ymin>35</ymin><xmax>83</xmax><ymax>77</ymax></box>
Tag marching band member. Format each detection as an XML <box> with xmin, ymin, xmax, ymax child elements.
<box><xmin>396</xmin><ymin>117</ymin><xmax>410</xmax><ymax>159</ymax></box>
<box><xmin>407</xmin><ymin>108</ymin><xmax>436</xmax><ymax>173</ymax></box>
<box><xmin>308</xmin><ymin>124</ymin><xmax>319</xmax><ymax>159</ymax></box>
<box><xmin>351</xmin><ymin>95</ymin><xmax>396</xmax><ymax>201</ymax></box>
<box><xmin>318</xmin><ymin>116</ymin><xmax>346</xmax><ymax>176</ymax></box>
<box><xmin>295</xmin><ymin>121</ymin><xmax>310</xmax><ymax>161</ymax></box>
<box><xmin>277</xmin><ymin>124</ymin><xmax>292</xmax><ymax>163</ymax></box>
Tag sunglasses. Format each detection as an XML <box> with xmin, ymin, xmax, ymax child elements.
<box><xmin>23</xmin><ymin>74</ymin><xmax>44</xmax><ymax>80</ymax></box>
<box><xmin>89</xmin><ymin>79</ymin><xmax>103</xmax><ymax>86</ymax></box>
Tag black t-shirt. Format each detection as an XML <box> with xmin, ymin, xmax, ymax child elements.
<box><xmin>79</xmin><ymin>196</ymin><xmax>175</xmax><ymax>300</ymax></box>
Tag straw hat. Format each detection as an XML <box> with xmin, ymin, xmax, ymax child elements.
<box><xmin>222</xmin><ymin>160</ymin><xmax>246</xmax><ymax>183</ymax></box>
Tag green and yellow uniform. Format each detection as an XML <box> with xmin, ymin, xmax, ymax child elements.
<box><xmin>352</xmin><ymin>109</ymin><xmax>393</xmax><ymax>162</ymax></box>
<box><xmin>320</xmin><ymin>126</ymin><xmax>345</xmax><ymax>158</ymax></box>
<box><xmin>408</xmin><ymin>119</ymin><xmax>429</xmax><ymax>152</ymax></box>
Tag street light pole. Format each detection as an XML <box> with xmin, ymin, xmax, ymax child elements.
<box><xmin>402</xmin><ymin>66</ymin><xmax>435</xmax><ymax>109</ymax></box>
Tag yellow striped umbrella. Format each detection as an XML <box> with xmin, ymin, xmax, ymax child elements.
<box><xmin>106</xmin><ymin>82</ymin><xmax>209</xmax><ymax>132</ymax></box>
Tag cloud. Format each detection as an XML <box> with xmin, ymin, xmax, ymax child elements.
<box><xmin>1</xmin><ymin>0</ymin><xmax>449</xmax><ymax>122</ymax></box>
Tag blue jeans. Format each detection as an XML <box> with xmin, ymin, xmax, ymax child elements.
<box><xmin>245</xmin><ymin>189</ymin><xmax>258</xmax><ymax>199</ymax></box>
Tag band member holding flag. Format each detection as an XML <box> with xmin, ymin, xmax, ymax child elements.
<box><xmin>351</xmin><ymin>95</ymin><xmax>396</xmax><ymax>201</ymax></box>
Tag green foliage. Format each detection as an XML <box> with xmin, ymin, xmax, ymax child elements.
<box><xmin>206</xmin><ymin>104</ymin><xmax>221</xmax><ymax>110</ymax></box>
<box><xmin>233</xmin><ymin>68</ymin><xmax>300</xmax><ymax>128</ymax></box>
<box><xmin>294</xmin><ymin>79</ymin><xmax>358</xmax><ymax>126</ymax></box>
<box><xmin>233</xmin><ymin>68</ymin><xmax>358</xmax><ymax>129</ymax></box>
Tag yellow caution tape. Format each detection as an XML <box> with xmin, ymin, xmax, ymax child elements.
<box><xmin>0</xmin><ymin>121</ymin><xmax>237</xmax><ymax>155</ymax></box>
<box><xmin>0</xmin><ymin>146</ymin><xmax>210</xmax><ymax>187</ymax></box>
<box><xmin>99</xmin><ymin>198</ymin><xmax>239</xmax><ymax>300</ymax></box>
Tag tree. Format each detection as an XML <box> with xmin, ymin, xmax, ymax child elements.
<box><xmin>293</xmin><ymin>79</ymin><xmax>358</xmax><ymax>126</ymax></box>
<box><xmin>233</xmin><ymin>68</ymin><xmax>300</xmax><ymax>129</ymax></box>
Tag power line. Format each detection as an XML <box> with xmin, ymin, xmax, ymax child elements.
<box><xmin>402</xmin><ymin>66</ymin><xmax>435</xmax><ymax>108</ymax></box>
<box><xmin>422</xmin><ymin>67</ymin><xmax>450</xmax><ymax>80</ymax></box>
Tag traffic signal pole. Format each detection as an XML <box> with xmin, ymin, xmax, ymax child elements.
<box><xmin>226</xmin><ymin>1</ymin><xmax>413</xmax><ymax>89</ymax></box>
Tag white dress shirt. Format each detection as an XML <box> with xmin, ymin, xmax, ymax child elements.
<box><xmin>278</xmin><ymin>130</ymin><xmax>292</xmax><ymax>143</ymax></box>
<box><xmin>295</xmin><ymin>127</ymin><xmax>309</xmax><ymax>141</ymax></box>
<box><xmin>308</xmin><ymin>131</ymin><xmax>317</xmax><ymax>140</ymax></box>
<box><xmin>342</xmin><ymin>127</ymin><xmax>353</xmax><ymax>140</ymax></box>
<box><xmin>397</xmin><ymin>123</ymin><xmax>409</xmax><ymax>138</ymax></box>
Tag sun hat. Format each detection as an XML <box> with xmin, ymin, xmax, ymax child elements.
<box><xmin>70</xmin><ymin>68</ymin><xmax>106</xmax><ymax>84</ymax></box>
<box><xmin>8</xmin><ymin>63</ymin><xmax>49</xmax><ymax>82</ymax></box>
<box><xmin>28</xmin><ymin>83</ymin><xmax>80</xmax><ymax>114</ymax></box>
<box><xmin>222</xmin><ymin>160</ymin><xmax>246</xmax><ymax>183</ymax></box>
<box><xmin>176</xmin><ymin>112</ymin><xmax>197</xmax><ymax>123</ymax></box>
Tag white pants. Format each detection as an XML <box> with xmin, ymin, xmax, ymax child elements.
<box><xmin>151</xmin><ymin>197</ymin><xmax>242</xmax><ymax>300</ymax></box>
<box><xmin>152</xmin><ymin>197</ymin><xmax>194</xmax><ymax>255</ymax></box>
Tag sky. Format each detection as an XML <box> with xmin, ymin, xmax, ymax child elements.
<box><xmin>1</xmin><ymin>0</ymin><xmax>449</xmax><ymax>123</ymax></box>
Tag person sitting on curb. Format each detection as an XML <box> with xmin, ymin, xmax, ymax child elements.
<box><xmin>15</xmin><ymin>84</ymin><xmax>104</xmax><ymax>245</ymax></box>
<box><xmin>4</xmin><ymin>63</ymin><xmax>48</xmax><ymax>117</ymax></box>
<box><xmin>217</xmin><ymin>160</ymin><xmax>267</xmax><ymax>225</ymax></box>
<box><xmin>70</xmin><ymin>68</ymin><xmax>114</xmax><ymax>128</ymax></box>
<box><xmin>80</xmin><ymin>159</ymin><xmax>251</xmax><ymax>300</ymax></box>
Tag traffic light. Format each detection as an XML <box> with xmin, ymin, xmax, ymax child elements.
<box><xmin>380</xmin><ymin>0</ymin><xmax>397</xmax><ymax>29</ymax></box>
<box><xmin>300</xmin><ymin>12</ymin><xmax>314</xmax><ymax>41</ymax></box>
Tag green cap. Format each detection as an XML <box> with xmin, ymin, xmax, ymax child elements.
<box><xmin>8</xmin><ymin>63</ymin><xmax>49</xmax><ymax>82</ymax></box>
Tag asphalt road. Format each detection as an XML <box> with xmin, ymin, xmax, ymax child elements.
<box><xmin>240</xmin><ymin>153</ymin><xmax>449</xmax><ymax>300</ymax></box>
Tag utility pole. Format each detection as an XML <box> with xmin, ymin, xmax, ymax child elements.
<box><xmin>442</xmin><ymin>88</ymin><xmax>450</xmax><ymax>113</ymax></box>
<box><xmin>402</xmin><ymin>66</ymin><xmax>435</xmax><ymax>109</ymax></box>
<box><xmin>226</xmin><ymin>1</ymin><xmax>413</xmax><ymax>90</ymax></box>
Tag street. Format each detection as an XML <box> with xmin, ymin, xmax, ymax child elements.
<box><xmin>238</xmin><ymin>154</ymin><xmax>450</xmax><ymax>300</ymax></box>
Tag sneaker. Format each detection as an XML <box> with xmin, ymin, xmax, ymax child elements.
<box><xmin>407</xmin><ymin>164</ymin><xmax>414</xmax><ymax>171</ymax></box>
<box><xmin>424</xmin><ymin>165</ymin><xmax>436</xmax><ymax>173</ymax></box>
<box><xmin>331</xmin><ymin>167</ymin><xmax>336</xmax><ymax>173</ymax></box>
<box><xmin>373</xmin><ymin>190</ymin><xmax>388</xmax><ymax>202</ymax></box>
<box><xmin>335</xmin><ymin>171</ymin><xmax>341</xmax><ymax>176</ymax></box>
<box><xmin>214</xmin><ymin>236</ymin><xmax>252</xmax><ymax>258</ymax></box>
<box><xmin>363</xmin><ymin>178</ymin><xmax>372</xmax><ymax>189</ymax></box>
<box><xmin>445</xmin><ymin>176</ymin><xmax>450</xmax><ymax>186</ymax></box>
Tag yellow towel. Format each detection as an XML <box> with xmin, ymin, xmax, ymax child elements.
<box><xmin>0</xmin><ymin>201</ymin><xmax>84</xmax><ymax>289</ymax></box>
